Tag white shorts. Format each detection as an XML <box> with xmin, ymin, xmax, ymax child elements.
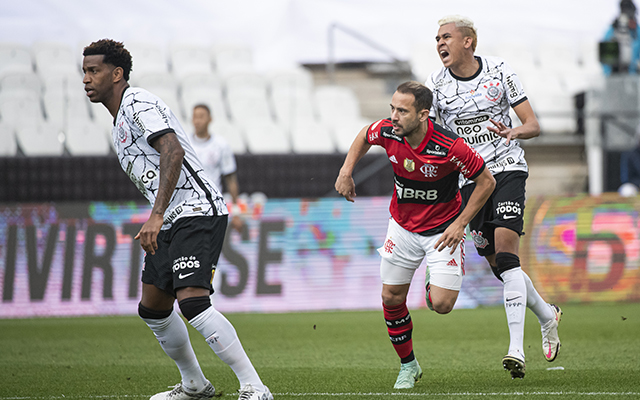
<box><xmin>378</xmin><ymin>217</ymin><xmax>465</xmax><ymax>291</ymax></box>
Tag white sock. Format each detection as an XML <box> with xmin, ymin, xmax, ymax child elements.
<box><xmin>142</xmin><ymin>310</ymin><xmax>208</xmax><ymax>392</ymax></box>
<box><xmin>501</xmin><ymin>267</ymin><xmax>527</xmax><ymax>359</ymax></box>
<box><xmin>522</xmin><ymin>271</ymin><xmax>555</xmax><ymax>325</ymax></box>
<box><xmin>189</xmin><ymin>306</ymin><xmax>264</xmax><ymax>391</ymax></box>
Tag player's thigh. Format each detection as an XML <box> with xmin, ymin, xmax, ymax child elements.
<box><xmin>169</xmin><ymin>215</ymin><xmax>228</xmax><ymax>294</ymax></box>
<box><xmin>422</xmin><ymin>232</ymin><xmax>465</xmax><ymax>292</ymax></box>
<box><xmin>378</xmin><ymin>218</ymin><xmax>425</xmax><ymax>285</ymax></box>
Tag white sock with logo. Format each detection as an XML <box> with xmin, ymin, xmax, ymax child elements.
<box><xmin>189</xmin><ymin>306</ymin><xmax>265</xmax><ymax>391</ymax></box>
<box><xmin>501</xmin><ymin>267</ymin><xmax>527</xmax><ymax>359</ymax></box>
<box><xmin>142</xmin><ymin>310</ymin><xmax>208</xmax><ymax>392</ymax></box>
<box><xmin>522</xmin><ymin>271</ymin><xmax>555</xmax><ymax>325</ymax></box>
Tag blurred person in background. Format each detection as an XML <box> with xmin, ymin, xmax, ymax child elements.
<box><xmin>335</xmin><ymin>81</ymin><xmax>495</xmax><ymax>389</ymax></box>
<box><xmin>618</xmin><ymin>127</ymin><xmax>640</xmax><ymax>196</ymax></box>
<box><xmin>82</xmin><ymin>39</ymin><xmax>272</xmax><ymax>400</ymax></box>
<box><xmin>602</xmin><ymin>0</ymin><xmax>640</xmax><ymax>75</ymax></box>
<box><xmin>190</xmin><ymin>104</ymin><xmax>243</xmax><ymax>233</ymax></box>
<box><xmin>426</xmin><ymin>15</ymin><xmax>562</xmax><ymax>380</ymax></box>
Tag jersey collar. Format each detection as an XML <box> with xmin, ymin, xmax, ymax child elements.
<box><xmin>449</xmin><ymin>56</ymin><xmax>483</xmax><ymax>82</ymax></box>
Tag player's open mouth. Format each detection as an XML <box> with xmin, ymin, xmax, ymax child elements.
<box><xmin>85</xmin><ymin>88</ymin><xmax>94</xmax><ymax>96</ymax></box>
<box><xmin>440</xmin><ymin>50</ymin><xmax>449</xmax><ymax>60</ymax></box>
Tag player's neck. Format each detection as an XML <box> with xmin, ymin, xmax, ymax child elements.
<box><xmin>106</xmin><ymin>83</ymin><xmax>129</xmax><ymax>119</ymax></box>
<box><xmin>405</xmin><ymin>126</ymin><xmax>427</xmax><ymax>149</ymax></box>
<box><xmin>450</xmin><ymin>55</ymin><xmax>480</xmax><ymax>79</ymax></box>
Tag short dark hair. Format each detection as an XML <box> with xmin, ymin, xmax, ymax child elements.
<box><xmin>396</xmin><ymin>81</ymin><xmax>433</xmax><ymax>112</ymax></box>
<box><xmin>193</xmin><ymin>104</ymin><xmax>211</xmax><ymax>115</ymax></box>
<box><xmin>83</xmin><ymin>39</ymin><xmax>133</xmax><ymax>81</ymax></box>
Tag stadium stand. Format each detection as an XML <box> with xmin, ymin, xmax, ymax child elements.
<box><xmin>169</xmin><ymin>43</ymin><xmax>214</xmax><ymax>80</ymax></box>
<box><xmin>0</xmin><ymin>121</ymin><xmax>17</xmax><ymax>156</ymax></box>
<box><xmin>0</xmin><ymin>43</ymin><xmax>33</xmax><ymax>78</ymax></box>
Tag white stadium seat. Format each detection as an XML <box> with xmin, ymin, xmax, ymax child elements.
<box><xmin>0</xmin><ymin>121</ymin><xmax>18</xmax><ymax>156</ymax></box>
<box><xmin>180</xmin><ymin>72</ymin><xmax>223</xmax><ymax>93</ymax></box>
<box><xmin>314</xmin><ymin>84</ymin><xmax>368</xmax><ymax>127</ymax></box>
<box><xmin>242</xmin><ymin>120</ymin><xmax>291</xmax><ymax>154</ymax></box>
<box><xmin>32</xmin><ymin>42</ymin><xmax>79</xmax><ymax>76</ymax></box>
<box><xmin>126</xmin><ymin>42</ymin><xmax>169</xmax><ymax>75</ymax></box>
<box><xmin>223</xmin><ymin>69</ymin><xmax>267</xmax><ymax>95</ymax></box>
<box><xmin>226</xmin><ymin>88</ymin><xmax>274</xmax><ymax>128</ymax></box>
<box><xmin>0</xmin><ymin>43</ymin><xmax>33</xmax><ymax>79</ymax></box>
<box><xmin>65</xmin><ymin>119</ymin><xmax>111</xmax><ymax>155</ymax></box>
<box><xmin>181</xmin><ymin>86</ymin><xmax>230</xmax><ymax>124</ymax></box>
<box><xmin>210</xmin><ymin>120</ymin><xmax>247</xmax><ymax>154</ymax></box>
<box><xmin>212</xmin><ymin>43</ymin><xmax>253</xmax><ymax>77</ymax></box>
<box><xmin>16</xmin><ymin>122</ymin><xmax>64</xmax><ymax>156</ymax></box>
<box><xmin>289</xmin><ymin>118</ymin><xmax>336</xmax><ymax>154</ymax></box>
<box><xmin>0</xmin><ymin>90</ymin><xmax>45</xmax><ymax>128</ymax></box>
<box><xmin>268</xmin><ymin>67</ymin><xmax>315</xmax><ymax>98</ymax></box>
<box><xmin>271</xmin><ymin>90</ymin><xmax>317</xmax><ymax>129</ymax></box>
<box><xmin>0</xmin><ymin>72</ymin><xmax>42</xmax><ymax>93</ymax></box>
<box><xmin>170</xmin><ymin>44</ymin><xmax>213</xmax><ymax>80</ymax></box>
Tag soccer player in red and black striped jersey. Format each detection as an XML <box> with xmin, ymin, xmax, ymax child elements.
<box><xmin>335</xmin><ymin>81</ymin><xmax>495</xmax><ymax>389</ymax></box>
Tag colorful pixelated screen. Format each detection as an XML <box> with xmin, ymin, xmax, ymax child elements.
<box><xmin>0</xmin><ymin>194</ymin><xmax>638</xmax><ymax>318</ymax></box>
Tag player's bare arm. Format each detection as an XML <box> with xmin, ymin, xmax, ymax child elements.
<box><xmin>434</xmin><ymin>166</ymin><xmax>495</xmax><ymax>254</ymax></box>
<box><xmin>487</xmin><ymin>100</ymin><xmax>540</xmax><ymax>145</ymax></box>
<box><xmin>335</xmin><ymin>126</ymin><xmax>371</xmax><ymax>202</ymax></box>
<box><xmin>135</xmin><ymin>131</ymin><xmax>185</xmax><ymax>254</ymax></box>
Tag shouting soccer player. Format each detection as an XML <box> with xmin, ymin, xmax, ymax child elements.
<box><xmin>335</xmin><ymin>81</ymin><xmax>495</xmax><ymax>389</ymax></box>
<box><xmin>426</xmin><ymin>15</ymin><xmax>563</xmax><ymax>379</ymax></box>
<box><xmin>82</xmin><ymin>39</ymin><xmax>272</xmax><ymax>400</ymax></box>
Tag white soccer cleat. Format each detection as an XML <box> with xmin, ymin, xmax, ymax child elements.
<box><xmin>237</xmin><ymin>384</ymin><xmax>273</xmax><ymax>400</ymax></box>
<box><xmin>542</xmin><ymin>303</ymin><xmax>563</xmax><ymax>362</ymax></box>
<box><xmin>502</xmin><ymin>354</ymin><xmax>526</xmax><ymax>379</ymax></box>
<box><xmin>393</xmin><ymin>359</ymin><xmax>423</xmax><ymax>389</ymax></box>
<box><xmin>149</xmin><ymin>381</ymin><xmax>216</xmax><ymax>400</ymax></box>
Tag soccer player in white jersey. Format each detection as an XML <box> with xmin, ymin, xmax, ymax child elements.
<box><xmin>190</xmin><ymin>104</ymin><xmax>243</xmax><ymax>233</ymax></box>
<box><xmin>82</xmin><ymin>39</ymin><xmax>272</xmax><ymax>400</ymax></box>
<box><xmin>425</xmin><ymin>16</ymin><xmax>562</xmax><ymax>379</ymax></box>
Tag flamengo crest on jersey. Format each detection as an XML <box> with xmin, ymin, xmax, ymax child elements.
<box><xmin>426</xmin><ymin>55</ymin><xmax>529</xmax><ymax>184</ymax></box>
<box><xmin>113</xmin><ymin>87</ymin><xmax>227</xmax><ymax>229</ymax></box>
<box><xmin>366</xmin><ymin>118</ymin><xmax>485</xmax><ymax>233</ymax></box>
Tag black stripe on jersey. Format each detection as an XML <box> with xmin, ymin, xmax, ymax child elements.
<box><xmin>147</xmin><ymin>128</ymin><xmax>175</xmax><ymax>146</ymax></box>
<box><xmin>381</xmin><ymin>126</ymin><xmax>404</xmax><ymax>143</ymax></box>
<box><xmin>511</xmin><ymin>96</ymin><xmax>528</xmax><ymax>108</ymax></box>
<box><xmin>182</xmin><ymin>159</ymin><xmax>221</xmax><ymax>215</ymax></box>
<box><xmin>394</xmin><ymin>173</ymin><xmax>459</xmax><ymax>205</ymax></box>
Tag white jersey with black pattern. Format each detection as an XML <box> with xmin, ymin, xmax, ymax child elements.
<box><xmin>426</xmin><ymin>55</ymin><xmax>529</xmax><ymax>186</ymax></box>
<box><xmin>113</xmin><ymin>87</ymin><xmax>228</xmax><ymax>230</ymax></box>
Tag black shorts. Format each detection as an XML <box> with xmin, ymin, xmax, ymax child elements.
<box><xmin>460</xmin><ymin>171</ymin><xmax>527</xmax><ymax>257</ymax></box>
<box><xmin>142</xmin><ymin>215</ymin><xmax>228</xmax><ymax>296</ymax></box>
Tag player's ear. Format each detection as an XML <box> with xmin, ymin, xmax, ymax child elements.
<box><xmin>112</xmin><ymin>66</ymin><xmax>124</xmax><ymax>83</ymax></box>
<box><xmin>419</xmin><ymin>108</ymin><xmax>429</xmax><ymax>122</ymax></box>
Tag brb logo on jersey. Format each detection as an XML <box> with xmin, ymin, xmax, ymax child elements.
<box><xmin>483</xmin><ymin>81</ymin><xmax>502</xmax><ymax>102</ymax></box>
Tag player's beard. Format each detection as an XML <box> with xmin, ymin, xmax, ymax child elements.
<box><xmin>394</xmin><ymin>118</ymin><xmax>421</xmax><ymax>138</ymax></box>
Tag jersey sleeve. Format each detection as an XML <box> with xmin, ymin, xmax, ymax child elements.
<box><xmin>365</xmin><ymin>119</ymin><xmax>387</xmax><ymax>146</ymax></box>
<box><xmin>501</xmin><ymin>60</ymin><xmax>528</xmax><ymax>108</ymax></box>
<box><xmin>126</xmin><ymin>90</ymin><xmax>176</xmax><ymax>145</ymax></box>
<box><xmin>448</xmin><ymin>138</ymin><xmax>486</xmax><ymax>180</ymax></box>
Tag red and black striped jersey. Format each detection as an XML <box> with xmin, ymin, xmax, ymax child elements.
<box><xmin>366</xmin><ymin>118</ymin><xmax>485</xmax><ymax>234</ymax></box>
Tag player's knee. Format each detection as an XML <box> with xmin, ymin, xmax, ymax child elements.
<box><xmin>178</xmin><ymin>295</ymin><xmax>211</xmax><ymax>321</ymax></box>
<box><xmin>138</xmin><ymin>302</ymin><xmax>172</xmax><ymax>320</ymax></box>
<box><xmin>381</xmin><ymin>291</ymin><xmax>406</xmax><ymax>307</ymax></box>
<box><xmin>495</xmin><ymin>252</ymin><xmax>521</xmax><ymax>279</ymax></box>
<box><xmin>430</xmin><ymin>296</ymin><xmax>456</xmax><ymax>314</ymax></box>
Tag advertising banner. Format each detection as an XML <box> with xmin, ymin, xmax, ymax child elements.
<box><xmin>1</xmin><ymin>194</ymin><xmax>638</xmax><ymax>318</ymax></box>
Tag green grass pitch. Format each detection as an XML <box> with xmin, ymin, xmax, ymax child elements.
<box><xmin>0</xmin><ymin>302</ymin><xmax>639</xmax><ymax>399</ymax></box>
